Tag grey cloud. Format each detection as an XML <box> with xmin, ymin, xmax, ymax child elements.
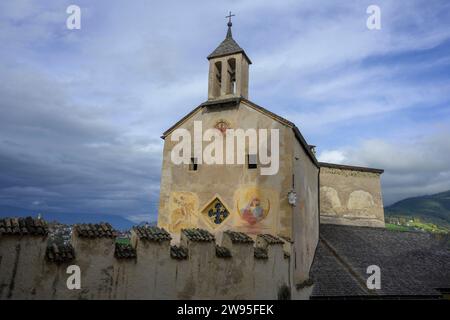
<box><xmin>0</xmin><ymin>62</ymin><xmax>162</xmax><ymax>220</ymax></box>
<box><xmin>1</xmin><ymin>0</ymin><xmax>449</xmax><ymax>221</ymax></box>
<box><xmin>318</xmin><ymin>132</ymin><xmax>450</xmax><ymax>205</ymax></box>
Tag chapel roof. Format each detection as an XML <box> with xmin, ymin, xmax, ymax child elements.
<box><xmin>310</xmin><ymin>224</ymin><xmax>450</xmax><ymax>298</ymax></box>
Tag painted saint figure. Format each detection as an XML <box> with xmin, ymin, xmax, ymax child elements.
<box><xmin>241</xmin><ymin>197</ymin><xmax>265</xmax><ymax>225</ymax></box>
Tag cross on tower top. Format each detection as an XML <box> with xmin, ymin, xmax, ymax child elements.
<box><xmin>225</xmin><ymin>11</ymin><xmax>235</xmax><ymax>27</ymax></box>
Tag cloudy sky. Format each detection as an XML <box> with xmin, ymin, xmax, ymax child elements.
<box><xmin>1</xmin><ymin>0</ymin><xmax>449</xmax><ymax>223</ymax></box>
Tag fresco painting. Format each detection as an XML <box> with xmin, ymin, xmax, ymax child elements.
<box><xmin>168</xmin><ymin>191</ymin><xmax>199</xmax><ymax>233</ymax></box>
<box><xmin>235</xmin><ymin>186</ymin><xmax>277</xmax><ymax>234</ymax></box>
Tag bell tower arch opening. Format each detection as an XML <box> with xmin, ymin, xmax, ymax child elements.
<box><xmin>212</xmin><ymin>61</ymin><xmax>222</xmax><ymax>98</ymax></box>
<box><xmin>227</xmin><ymin>58</ymin><xmax>236</xmax><ymax>95</ymax></box>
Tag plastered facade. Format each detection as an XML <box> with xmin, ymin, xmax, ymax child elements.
<box><xmin>319</xmin><ymin>165</ymin><xmax>385</xmax><ymax>228</ymax></box>
<box><xmin>158</xmin><ymin>100</ymin><xmax>315</xmax><ymax>241</ymax></box>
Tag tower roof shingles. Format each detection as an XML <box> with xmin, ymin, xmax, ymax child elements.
<box><xmin>207</xmin><ymin>26</ymin><xmax>251</xmax><ymax>63</ymax></box>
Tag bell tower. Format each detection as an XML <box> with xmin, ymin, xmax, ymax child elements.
<box><xmin>207</xmin><ymin>12</ymin><xmax>251</xmax><ymax>100</ymax></box>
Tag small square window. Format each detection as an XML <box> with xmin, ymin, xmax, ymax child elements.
<box><xmin>189</xmin><ymin>157</ymin><xmax>198</xmax><ymax>171</ymax></box>
<box><xmin>247</xmin><ymin>154</ymin><xmax>257</xmax><ymax>169</ymax></box>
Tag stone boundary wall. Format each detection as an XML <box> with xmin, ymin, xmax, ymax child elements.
<box><xmin>0</xmin><ymin>218</ymin><xmax>295</xmax><ymax>300</ymax></box>
<box><xmin>319</xmin><ymin>163</ymin><xmax>385</xmax><ymax>228</ymax></box>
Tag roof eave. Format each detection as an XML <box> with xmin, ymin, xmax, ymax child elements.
<box><xmin>319</xmin><ymin>162</ymin><xmax>384</xmax><ymax>174</ymax></box>
<box><xmin>240</xmin><ymin>98</ymin><xmax>319</xmax><ymax>168</ymax></box>
<box><xmin>207</xmin><ymin>50</ymin><xmax>252</xmax><ymax>64</ymax></box>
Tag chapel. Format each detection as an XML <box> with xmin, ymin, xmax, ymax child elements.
<box><xmin>158</xmin><ymin>17</ymin><xmax>385</xmax><ymax>282</ymax></box>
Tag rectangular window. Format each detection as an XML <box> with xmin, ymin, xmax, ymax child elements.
<box><xmin>189</xmin><ymin>157</ymin><xmax>198</xmax><ymax>171</ymax></box>
<box><xmin>247</xmin><ymin>154</ymin><xmax>257</xmax><ymax>169</ymax></box>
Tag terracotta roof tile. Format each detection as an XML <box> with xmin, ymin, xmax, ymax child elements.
<box><xmin>279</xmin><ymin>235</ymin><xmax>293</xmax><ymax>243</ymax></box>
<box><xmin>0</xmin><ymin>217</ymin><xmax>48</xmax><ymax>236</ymax></box>
<box><xmin>254</xmin><ymin>247</ymin><xmax>268</xmax><ymax>259</ymax></box>
<box><xmin>133</xmin><ymin>226</ymin><xmax>171</xmax><ymax>242</ymax></box>
<box><xmin>216</xmin><ymin>245</ymin><xmax>232</xmax><ymax>258</ymax></box>
<box><xmin>258</xmin><ymin>234</ymin><xmax>284</xmax><ymax>245</ymax></box>
<box><xmin>46</xmin><ymin>243</ymin><xmax>75</xmax><ymax>263</ymax></box>
<box><xmin>74</xmin><ymin>223</ymin><xmax>117</xmax><ymax>238</ymax></box>
<box><xmin>182</xmin><ymin>228</ymin><xmax>215</xmax><ymax>242</ymax></box>
<box><xmin>170</xmin><ymin>245</ymin><xmax>188</xmax><ymax>260</ymax></box>
<box><xmin>114</xmin><ymin>243</ymin><xmax>136</xmax><ymax>259</ymax></box>
<box><xmin>224</xmin><ymin>230</ymin><xmax>254</xmax><ymax>244</ymax></box>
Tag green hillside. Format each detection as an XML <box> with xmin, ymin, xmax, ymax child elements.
<box><xmin>385</xmin><ymin>190</ymin><xmax>450</xmax><ymax>230</ymax></box>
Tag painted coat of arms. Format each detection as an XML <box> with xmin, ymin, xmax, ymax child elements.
<box><xmin>201</xmin><ymin>197</ymin><xmax>230</xmax><ymax>228</ymax></box>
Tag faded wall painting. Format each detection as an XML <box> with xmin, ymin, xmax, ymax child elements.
<box><xmin>234</xmin><ymin>186</ymin><xmax>278</xmax><ymax>234</ymax></box>
<box><xmin>168</xmin><ymin>191</ymin><xmax>199</xmax><ymax>233</ymax></box>
<box><xmin>320</xmin><ymin>186</ymin><xmax>342</xmax><ymax>215</ymax></box>
<box><xmin>319</xmin><ymin>167</ymin><xmax>385</xmax><ymax>227</ymax></box>
<box><xmin>347</xmin><ymin>190</ymin><xmax>375</xmax><ymax>212</ymax></box>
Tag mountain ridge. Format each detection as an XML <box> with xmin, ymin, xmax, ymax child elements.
<box><xmin>0</xmin><ymin>205</ymin><xmax>150</xmax><ymax>230</ymax></box>
<box><xmin>385</xmin><ymin>190</ymin><xmax>450</xmax><ymax>228</ymax></box>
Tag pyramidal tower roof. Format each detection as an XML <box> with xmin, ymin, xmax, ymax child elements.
<box><xmin>207</xmin><ymin>16</ymin><xmax>252</xmax><ymax>64</ymax></box>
